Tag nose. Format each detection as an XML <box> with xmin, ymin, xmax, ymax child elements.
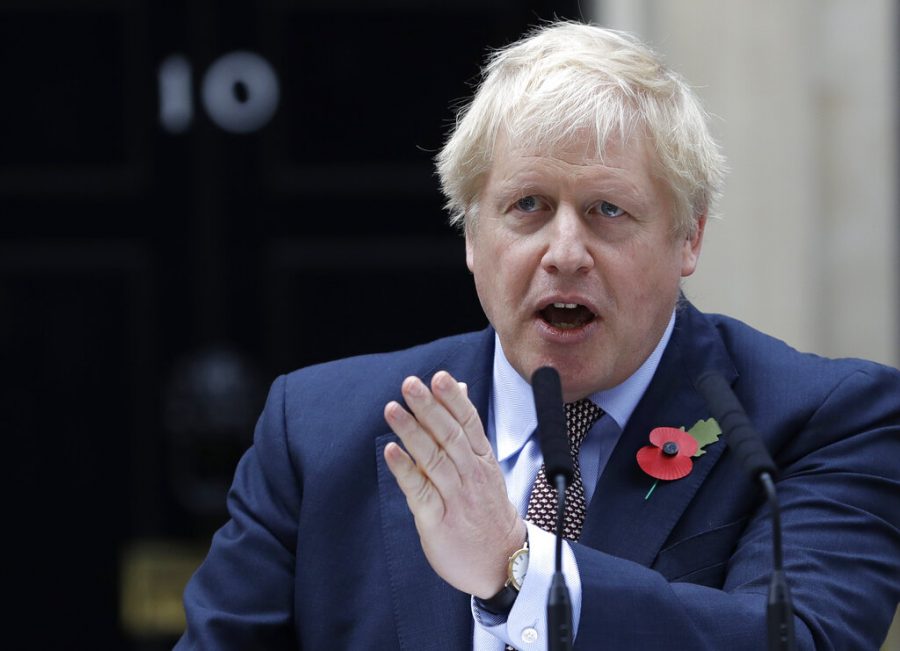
<box><xmin>541</xmin><ymin>207</ymin><xmax>594</xmax><ymax>275</ymax></box>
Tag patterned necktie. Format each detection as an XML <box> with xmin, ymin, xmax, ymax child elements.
<box><xmin>525</xmin><ymin>399</ymin><xmax>604</xmax><ymax>542</ymax></box>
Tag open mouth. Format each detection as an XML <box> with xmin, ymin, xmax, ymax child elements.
<box><xmin>539</xmin><ymin>302</ymin><xmax>597</xmax><ymax>330</ymax></box>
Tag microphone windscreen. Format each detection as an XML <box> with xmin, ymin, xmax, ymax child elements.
<box><xmin>696</xmin><ymin>371</ymin><xmax>777</xmax><ymax>479</ymax></box>
<box><xmin>531</xmin><ymin>366</ymin><xmax>572</xmax><ymax>483</ymax></box>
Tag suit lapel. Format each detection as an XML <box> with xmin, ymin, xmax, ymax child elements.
<box><xmin>375</xmin><ymin>328</ymin><xmax>495</xmax><ymax>650</ymax></box>
<box><xmin>580</xmin><ymin>303</ymin><xmax>738</xmax><ymax>567</ymax></box>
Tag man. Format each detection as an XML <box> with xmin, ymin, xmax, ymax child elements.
<box><xmin>176</xmin><ymin>22</ymin><xmax>900</xmax><ymax>650</ymax></box>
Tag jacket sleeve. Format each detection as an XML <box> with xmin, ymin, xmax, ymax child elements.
<box><xmin>175</xmin><ymin>375</ymin><xmax>299</xmax><ymax>650</ymax></box>
<box><xmin>572</xmin><ymin>365</ymin><xmax>900</xmax><ymax>650</ymax></box>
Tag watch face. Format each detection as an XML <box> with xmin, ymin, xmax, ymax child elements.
<box><xmin>509</xmin><ymin>548</ymin><xmax>529</xmax><ymax>590</ymax></box>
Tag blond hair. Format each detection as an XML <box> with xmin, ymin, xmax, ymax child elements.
<box><xmin>436</xmin><ymin>21</ymin><xmax>726</xmax><ymax>238</ymax></box>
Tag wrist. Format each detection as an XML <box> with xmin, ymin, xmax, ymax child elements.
<box><xmin>473</xmin><ymin>528</ymin><xmax>529</xmax><ymax>615</ymax></box>
<box><xmin>480</xmin><ymin>521</ymin><xmax>528</xmax><ymax>596</ymax></box>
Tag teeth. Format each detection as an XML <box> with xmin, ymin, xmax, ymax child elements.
<box><xmin>553</xmin><ymin>302</ymin><xmax>579</xmax><ymax>309</ymax></box>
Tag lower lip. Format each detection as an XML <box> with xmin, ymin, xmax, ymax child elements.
<box><xmin>534</xmin><ymin>315</ymin><xmax>600</xmax><ymax>343</ymax></box>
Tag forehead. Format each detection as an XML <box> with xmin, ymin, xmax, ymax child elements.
<box><xmin>485</xmin><ymin>130</ymin><xmax>664</xmax><ymax>199</ymax></box>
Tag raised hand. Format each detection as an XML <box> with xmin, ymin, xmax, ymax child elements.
<box><xmin>383</xmin><ymin>370</ymin><xmax>526</xmax><ymax>598</ymax></box>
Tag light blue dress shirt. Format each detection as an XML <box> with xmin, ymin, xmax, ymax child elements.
<box><xmin>472</xmin><ymin>312</ymin><xmax>675</xmax><ymax>650</ymax></box>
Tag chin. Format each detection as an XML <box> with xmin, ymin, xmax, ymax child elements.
<box><xmin>556</xmin><ymin>367</ymin><xmax>608</xmax><ymax>402</ymax></box>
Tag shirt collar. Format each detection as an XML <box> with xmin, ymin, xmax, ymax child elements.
<box><xmin>492</xmin><ymin>310</ymin><xmax>676</xmax><ymax>462</ymax></box>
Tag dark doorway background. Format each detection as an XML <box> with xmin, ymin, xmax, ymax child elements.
<box><xmin>0</xmin><ymin>1</ymin><xmax>584</xmax><ymax>648</ymax></box>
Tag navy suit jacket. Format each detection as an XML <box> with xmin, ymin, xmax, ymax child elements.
<box><xmin>177</xmin><ymin>302</ymin><xmax>900</xmax><ymax>650</ymax></box>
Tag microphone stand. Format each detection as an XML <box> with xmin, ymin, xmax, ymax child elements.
<box><xmin>530</xmin><ymin>366</ymin><xmax>575</xmax><ymax>651</ymax></box>
<box><xmin>760</xmin><ymin>472</ymin><xmax>795</xmax><ymax>651</ymax></box>
<box><xmin>547</xmin><ymin>474</ymin><xmax>573</xmax><ymax>651</ymax></box>
<box><xmin>696</xmin><ymin>371</ymin><xmax>796</xmax><ymax>651</ymax></box>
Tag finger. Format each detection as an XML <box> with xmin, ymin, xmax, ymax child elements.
<box><xmin>383</xmin><ymin>442</ymin><xmax>444</xmax><ymax>527</ymax></box>
<box><xmin>400</xmin><ymin>376</ymin><xmax>479</xmax><ymax>477</ymax></box>
<box><xmin>431</xmin><ymin>371</ymin><xmax>492</xmax><ymax>457</ymax></box>
<box><xmin>384</xmin><ymin>396</ymin><xmax>462</xmax><ymax>493</ymax></box>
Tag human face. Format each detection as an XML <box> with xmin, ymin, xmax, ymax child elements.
<box><xmin>465</xmin><ymin>135</ymin><xmax>704</xmax><ymax>402</ymax></box>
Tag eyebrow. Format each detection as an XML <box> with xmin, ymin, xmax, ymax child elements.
<box><xmin>491</xmin><ymin>169</ymin><xmax>651</xmax><ymax>217</ymax></box>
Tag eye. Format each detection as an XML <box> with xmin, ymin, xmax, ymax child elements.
<box><xmin>595</xmin><ymin>201</ymin><xmax>625</xmax><ymax>218</ymax></box>
<box><xmin>513</xmin><ymin>195</ymin><xmax>544</xmax><ymax>213</ymax></box>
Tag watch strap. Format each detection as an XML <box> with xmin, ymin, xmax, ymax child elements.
<box><xmin>473</xmin><ymin>583</ymin><xmax>519</xmax><ymax>615</ymax></box>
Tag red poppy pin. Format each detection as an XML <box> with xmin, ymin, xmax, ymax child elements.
<box><xmin>637</xmin><ymin>419</ymin><xmax>721</xmax><ymax>499</ymax></box>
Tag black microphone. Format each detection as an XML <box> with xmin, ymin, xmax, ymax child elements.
<box><xmin>696</xmin><ymin>371</ymin><xmax>796</xmax><ymax>651</ymax></box>
<box><xmin>696</xmin><ymin>371</ymin><xmax>777</xmax><ymax>479</ymax></box>
<box><xmin>531</xmin><ymin>366</ymin><xmax>573</xmax><ymax>651</ymax></box>
<box><xmin>532</xmin><ymin>366</ymin><xmax>571</xmax><ymax>482</ymax></box>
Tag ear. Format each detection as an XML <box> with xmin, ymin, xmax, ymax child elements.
<box><xmin>680</xmin><ymin>214</ymin><xmax>706</xmax><ymax>277</ymax></box>
<box><xmin>465</xmin><ymin>223</ymin><xmax>476</xmax><ymax>273</ymax></box>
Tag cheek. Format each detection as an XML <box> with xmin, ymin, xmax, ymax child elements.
<box><xmin>469</xmin><ymin>241</ymin><xmax>503</xmax><ymax>307</ymax></box>
<box><xmin>468</xmin><ymin>240</ymin><xmax>495</xmax><ymax>282</ymax></box>
<box><xmin>609</xmin><ymin>241</ymin><xmax>684</xmax><ymax>302</ymax></box>
<box><xmin>474</xmin><ymin>246</ymin><xmax>536</xmax><ymax>320</ymax></box>
<box><xmin>477</xmin><ymin>255</ymin><xmax>514</xmax><ymax>304</ymax></box>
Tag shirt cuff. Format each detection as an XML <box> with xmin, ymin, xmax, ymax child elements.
<box><xmin>471</xmin><ymin>521</ymin><xmax>582</xmax><ymax>649</ymax></box>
